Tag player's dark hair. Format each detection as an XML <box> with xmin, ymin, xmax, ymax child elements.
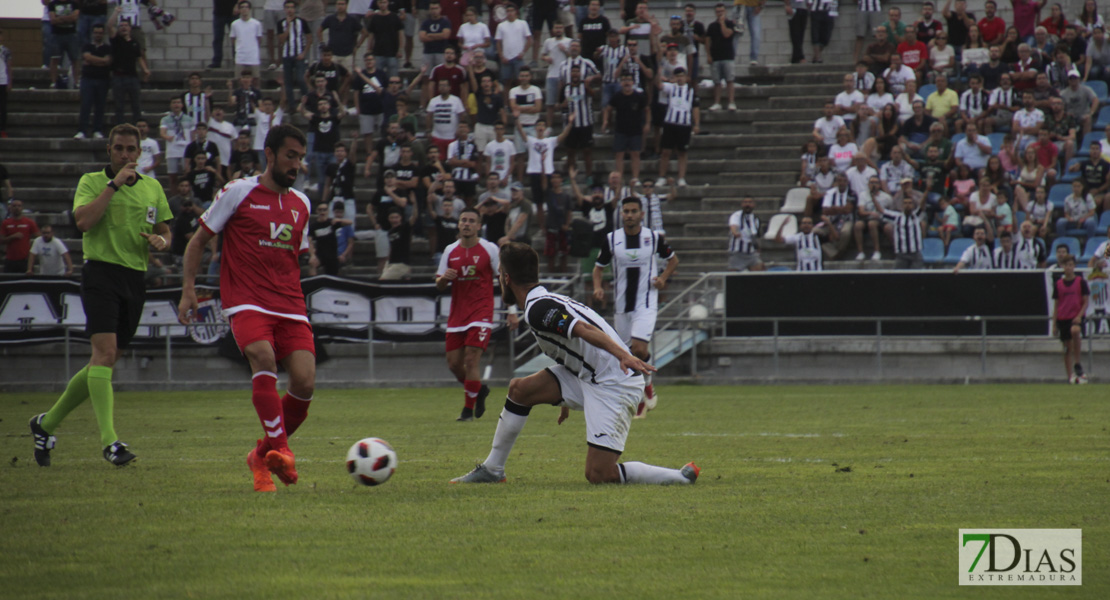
<box><xmin>621</xmin><ymin>196</ymin><xmax>643</xmax><ymax>208</ymax></box>
<box><xmin>500</xmin><ymin>242</ymin><xmax>540</xmax><ymax>286</ymax></box>
<box><xmin>108</xmin><ymin>123</ymin><xmax>142</xmax><ymax>145</ymax></box>
<box><xmin>459</xmin><ymin>207</ymin><xmax>482</xmax><ymax>222</ymax></box>
<box><xmin>264</xmin><ymin>124</ymin><xmax>308</xmax><ymax>157</ymax></box>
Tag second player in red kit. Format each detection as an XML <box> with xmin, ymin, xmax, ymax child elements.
<box><xmin>436</xmin><ymin>207</ymin><xmax>506</xmax><ymax>421</ymax></box>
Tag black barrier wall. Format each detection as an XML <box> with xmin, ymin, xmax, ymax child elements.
<box><xmin>725</xmin><ymin>271</ymin><xmax>1051</xmax><ymax>336</ymax></box>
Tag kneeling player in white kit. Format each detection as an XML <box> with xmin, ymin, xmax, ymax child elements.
<box><xmin>451</xmin><ymin>242</ymin><xmax>698</xmax><ymax>485</ymax></box>
<box><xmin>592</xmin><ymin>197</ymin><xmax>679</xmax><ymax>417</ymax></box>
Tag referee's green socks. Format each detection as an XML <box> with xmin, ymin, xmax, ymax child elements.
<box><xmin>87</xmin><ymin>366</ymin><xmax>119</xmax><ymax>447</ymax></box>
<box><xmin>41</xmin><ymin>366</ymin><xmax>91</xmax><ymax>433</ymax></box>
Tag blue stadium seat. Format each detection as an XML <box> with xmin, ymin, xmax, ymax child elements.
<box><xmin>1015</xmin><ymin>210</ymin><xmax>1026</xmax><ymax>224</ymax></box>
<box><xmin>1048</xmin><ymin>183</ymin><xmax>1072</xmax><ymax>208</ymax></box>
<box><xmin>1099</xmin><ymin>211</ymin><xmax>1110</xmax><ymax>231</ymax></box>
<box><xmin>1047</xmin><ymin>236</ymin><xmax>1081</xmax><ymax>264</ymax></box>
<box><xmin>1059</xmin><ymin>158</ymin><xmax>1085</xmax><ymax>183</ymax></box>
<box><xmin>987</xmin><ymin>133</ymin><xmax>1006</xmax><ymax>151</ymax></box>
<box><xmin>950</xmin><ymin>133</ymin><xmax>966</xmax><ymax>147</ymax></box>
<box><xmin>1078</xmin><ymin>132</ymin><xmax>1102</xmax><ymax>157</ymax></box>
<box><xmin>944</xmin><ymin>238</ymin><xmax>974</xmax><ymax>264</ymax></box>
<box><xmin>1086</xmin><ymin>80</ymin><xmax>1109</xmax><ymax>106</ymax></box>
<box><xmin>768</xmin><ymin>265</ymin><xmax>792</xmax><ymax>272</ymax></box>
<box><xmin>919</xmin><ymin>84</ymin><xmax>937</xmax><ymax>99</ymax></box>
<box><xmin>1081</xmin><ymin>236</ymin><xmax>1108</xmax><ymax>261</ymax></box>
<box><xmin>922</xmin><ymin>238</ymin><xmax>945</xmax><ymax>264</ymax></box>
<box><xmin>1096</xmin><ymin>106</ymin><xmax>1110</xmax><ymax>130</ymax></box>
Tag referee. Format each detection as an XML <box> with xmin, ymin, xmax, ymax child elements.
<box><xmin>29</xmin><ymin>124</ymin><xmax>173</xmax><ymax>468</ymax></box>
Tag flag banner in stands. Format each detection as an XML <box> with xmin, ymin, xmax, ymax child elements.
<box><xmin>725</xmin><ymin>271</ymin><xmax>1057</xmax><ymax>337</ymax></box>
<box><xmin>0</xmin><ymin>276</ymin><xmax>507</xmax><ymax>346</ymax></box>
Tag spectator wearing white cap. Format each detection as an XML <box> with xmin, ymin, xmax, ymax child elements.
<box><xmin>1060</xmin><ymin>67</ymin><xmax>1099</xmax><ymax>135</ymax></box>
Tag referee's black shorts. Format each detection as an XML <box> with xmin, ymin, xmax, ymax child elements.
<box><xmin>661</xmin><ymin>124</ymin><xmax>693</xmax><ymax>151</ymax></box>
<box><xmin>81</xmin><ymin>260</ymin><xmax>147</xmax><ymax>349</ymax></box>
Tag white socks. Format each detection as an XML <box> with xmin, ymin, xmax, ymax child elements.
<box><xmin>620</xmin><ymin>461</ymin><xmax>692</xmax><ymax>485</ymax></box>
<box><xmin>482</xmin><ymin>400</ymin><xmax>531</xmax><ymax>474</ymax></box>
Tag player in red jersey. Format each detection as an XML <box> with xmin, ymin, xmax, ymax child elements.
<box><xmin>177</xmin><ymin>124</ymin><xmax>316</xmax><ymax>493</ymax></box>
<box><xmin>436</xmin><ymin>207</ymin><xmax>513</xmax><ymax>421</ymax></box>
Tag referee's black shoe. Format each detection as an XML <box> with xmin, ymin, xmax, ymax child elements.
<box><xmin>475</xmin><ymin>385</ymin><xmax>490</xmax><ymax>419</ymax></box>
<box><xmin>103</xmin><ymin>441</ymin><xmax>136</xmax><ymax>466</ymax></box>
<box><xmin>29</xmin><ymin>414</ymin><xmax>55</xmax><ymax>467</ymax></box>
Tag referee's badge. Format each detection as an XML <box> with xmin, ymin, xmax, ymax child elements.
<box><xmin>146</xmin><ymin>207</ymin><xmax>156</xmax><ymax>224</ymax></box>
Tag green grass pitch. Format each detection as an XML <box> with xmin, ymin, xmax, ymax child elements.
<box><xmin>1</xmin><ymin>384</ymin><xmax>1107</xmax><ymax>599</ymax></box>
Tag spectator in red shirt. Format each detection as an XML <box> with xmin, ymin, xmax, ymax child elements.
<box><xmin>1031</xmin><ymin>127</ymin><xmax>1060</xmax><ymax>186</ymax></box>
<box><xmin>1011</xmin><ymin>0</ymin><xmax>1047</xmax><ymax>40</ymax></box>
<box><xmin>978</xmin><ymin>0</ymin><xmax>1007</xmax><ymax>45</ymax></box>
<box><xmin>897</xmin><ymin>28</ymin><xmax>929</xmax><ymax>75</ymax></box>
<box><xmin>1040</xmin><ymin>2</ymin><xmax>1068</xmax><ymax>38</ymax></box>
<box><xmin>1</xmin><ymin>199</ymin><xmax>40</xmax><ymax>273</ymax></box>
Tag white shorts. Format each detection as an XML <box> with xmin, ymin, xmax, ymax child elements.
<box><xmin>546</xmin><ymin>365</ymin><xmax>643</xmax><ymax>453</ymax></box>
<box><xmin>615</xmin><ymin>307</ymin><xmax>658</xmax><ymax>344</ymax></box>
<box><xmin>473</xmin><ymin>123</ymin><xmax>496</xmax><ymax>152</ymax></box>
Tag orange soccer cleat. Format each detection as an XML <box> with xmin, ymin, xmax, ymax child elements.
<box><xmin>247</xmin><ymin>447</ymin><xmax>277</xmax><ymax>492</ymax></box>
<box><xmin>265</xmin><ymin>448</ymin><xmax>299</xmax><ymax>486</ymax></box>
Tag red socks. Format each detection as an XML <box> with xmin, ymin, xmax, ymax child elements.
<box><xmin>254</xmin><ymin>387</ymin><xmax>312</xmax><ymax>459</ymax></box>
<box><xmin>464</xmin><ymin>380</ymin><xmax>481</xmax><ymax>409</ymax></box>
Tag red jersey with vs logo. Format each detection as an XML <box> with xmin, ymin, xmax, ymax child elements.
<box><xmin>200</xmin><ymin>176</ymin><xmax>313</xmax><ymax>322</ymax></box>
<box><xmin>436</xmin><ymin>237</ymin><xmax>500</xmax><ymax>332</ymax></box>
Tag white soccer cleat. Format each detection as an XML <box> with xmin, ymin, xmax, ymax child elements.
<box><xmin>644</xmin><ymin>387</ymin><xmax>658</xmax><ymax>411</ymax></box>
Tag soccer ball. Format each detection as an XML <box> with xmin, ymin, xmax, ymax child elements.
<box><xmin>346</xmin><ymin>438</ymin><xmax>397</xmax><ymax>486</ymax></box>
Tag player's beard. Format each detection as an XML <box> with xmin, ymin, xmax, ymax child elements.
<box><xmin>272</xmin><ymin>165</ymin><xmax>298</xmax><ymax>190</ymax></box>
<box><xmin>501</xmin><ymin>284</ymin><xmax>517</xmax><ymax>308</ymax></box>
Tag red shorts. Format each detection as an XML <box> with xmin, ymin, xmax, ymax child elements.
<box><xmin>230</xmin><ymin>310</ymin><xmax>316</xmax><ymax>361</ymax></box>
<box><xmin>544</xmin><ymin>231</ymin><xmax>568</xmax><ymax>257</ymax></box>
<box><xmin>940</xmin><ymin>224</ymin><xmax>957</xmax><ymax>232</ymax></box>
<box><xmin>445</xmin><ymin>325</ymin><xmax>492</xmax><ymax>352</ymax></box>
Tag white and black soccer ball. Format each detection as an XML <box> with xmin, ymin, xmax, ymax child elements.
<box><xmin>346</xmin><ymin>438</ymin><xmax>397</xmax><ymax>486</ymax></box>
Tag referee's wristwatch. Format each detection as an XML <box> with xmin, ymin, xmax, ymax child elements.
<box><xmin>107</xmin><ymin>180</ymin><xmax>121</xmax><ymax>192</ymax></box>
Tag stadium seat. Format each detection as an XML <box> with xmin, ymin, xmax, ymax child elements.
<box><xmin>764</xmin><ymin>213</ymin><xmax>797</xmax><ymax>241</ymax></box>
<box><xmin>1059</xmin><ymin>158</ymin><xmax>1084</xmax><ymax>183</ymax></box>
<box><xmin>767</xmin><ymin>265</ymin><xmax>792</xmax><ymax>272</ymax></box>
<box><xmin>919</xmin><ymin>84</ymin><xmax>937</xmax><ymax>99</ymax></box>
<box><xmin>987</xmin><ymin>133</ymin><xmax>1006</xmax><ymax>152</ymax></box>
<box><xmin>950</xmin><ymin>133</ymin><xmax>966</xmax><ymax>147</ymax></box>
<box><xmin>1047</xmin><ymin>236</ymin><xmax>1081</xmax><ymax>264</ymax></box>
<box><xmin>944</xmin><ymin>238</ymin><xmax>974</xmax><ymax>264</ymax></box>
<box><xmin>1086</xmin><ymin>80</ymin><xmax>1109</xmax><ymax>106</ymax></box>
<box><xmin>1078</xmin><ymin>132</ymin><xmax>1102</xmax><ymax>157</ymax></box>
<box><xmin>922</xmin><ymin>238</ymin><xmax>945</xmax><ymax>265</ymax></box>
<box><xmin>1100</xmin><ymin>211</ymin><xmax>1110</xmax><ymax>231</ymax></box>
<box><xmin>1081</xmin><ymin>236</ymin><xmax>1107</xmax><ymax>261</ymax></box>
<box><xmin>780</xmin><ymin>187</ymin><xmax>809</xmax><ymax>214</ymax></box>
<box><xmin>1096</xmin><ymin>106</ymin><xmax>1110</xmax><ymax>130</ymax></box>
<box><xmin>1048</xmin><ymin>183</ymin><xmax>1072</xmax><ymax>208</ymax></box>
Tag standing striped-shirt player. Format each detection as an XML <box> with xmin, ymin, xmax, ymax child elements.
<box><xmin>593</xmin><ymin>197</ymin><xmax>679</xmax><ymax>417</ymax></box>
<box><xmin>655</xmin><ymin>67</ymin><xmax>699</xmax><ymax>188</ymax></box>
<box><xmin>728</xmin><ymin>197</ymin><xmax>764</xmax><ymax>271</ymax></box>
<box><xmin>776</xmin><ymin>215</ymin><xmax>824</xmax><ymax>271</ymax></box>
<box><xmin>881</xmin><ymin>193</ymin><xmax>926</xmax><ymax>269</ymax></box>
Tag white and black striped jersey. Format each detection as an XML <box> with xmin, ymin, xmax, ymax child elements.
<box><xmin>523</xmin><ymin>285</ymin><xmax>639</xmax><ymax>385</ymax></box>
<box><xmin>277</xmin><ymin>17</ymin><xmax>310</xmax><ymax>59</ymax></box>
<box><xmin>183</xmin><ymin>91</ymin><xmax>208</xmax><ymax>126</ymax></box>
<box><xmin>639</xmin><ymin>193</ymin><xmax>665</xmax><ymax>233</ymax></box>
<box><xmin>857</xmin><ymin>0</ymin><xmax>882</xmax><ymax>12</ymax></box>
<box><xmin>597</xmin><ymin>45</ymin><xmax>629</xmax><ymax>83</ymax></box>
<box><xmin>821</xmin><ymin>186</ymin><xmax>855</xmax><ymax>226</ymax></box>
<box><xmin>960</xmin><ymin>89</ymin><xmax>991</xmax><ymax>118</ymax></box>
<box><xmin>115</xmin><ymin>0</ymin><xmax>145</xmax><ymax>28</ymax></box>
<box><xmin>783</xmin><ymin>231</ymin><xmax>823</xmax><ymax>271</ymax></box>
<box><xmin>559</xmin><ymin>56</ymin><xmax>600</xmax><ymax>85</ymax></box>
<box><xmin>1015</xmin><ymin>234</ymin><xmax>1048</xmax><ymax>268</ymax></box>
<box><xmin>959</xmin><ymin>243</ymin><xmax>994</xmax><ymax>269</ymax></box>
<box><xmin>728</xmin><ymin>210</ymin><xmax>761</xmax><ymax>254</ymax></box>
<box><xmin>447</xmin><ymin>137</ymin><xmax>480</xmax><ymax>182</ymax></box>
<box><xmin>989</xmin><ymin>87</ymin><xmax>1020</xmax><ymax>110</ymax></box>
<box><xmin>993</xmin><ymin>245</ymin><xmax>1020</xmax><ymax>269</ymax></box>
<box><xmin>561</xmin><ymin>82</ymin><xmax>594</xmax><ymax>126</ymax></box>
<box><xmin>596</xmin><ymin>227</ymin><xmax>676</xmax><ymax>314</ymax></box>
<box><xmin>880</xmin><ymin>208</ymin><xmax>924</xmax><ymax>254</ymax></box>
<box><xmin>661</xmin><ymin>82</ymin><xmax>698</xmax><ymax>126</ymax></box>
<box><xmin>853</xmin><ymin>71</ymin><xmax>875</xmax><ymax>92</ymax></box>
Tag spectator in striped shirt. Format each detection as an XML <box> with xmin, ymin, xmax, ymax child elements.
<box><xmin>277</xmin><ymin>0</ymin><xmax>311</xmax><ymax>108</ymax></box>
<box><xmin>728</xmin><ymin>197</ymin><xmax>764</xmax><ymax>271</ymax></box>
<box><xmin>881</xmin><ymin>188</ymin><xmax>926</xmax><ymax>268</ymax></box>
<box><xmin>654</xmin><ymin>67</ymin><xmax>698</xmax><ymax>188</ymax></box>
<box><xmin>992</xmin><ymin>229</ymin><xmax>1019</xmax><ymax>268</ymax></box>
<box><xmin>596</xmin><ymin>30</ymin><xmax>628</xmax><ymax>110</ymax></box>
<box><xmin>953</xmin><ymin>226</ymin><xmax>994</xmax><ymax>272</ymax></box>
<box><xmin>775</xmin><ymin>215</ymin><xmax>824</xmax><ymax>271</ymax></box>
<box><xmin>559</xmin><ymin>65</ymin><xmax>595</xmax><ymax>177</ymax></box>
<box><xmin>815</xmin><ymin>173</ymin><xmax>856</xmax><ymax>259</ymax></box>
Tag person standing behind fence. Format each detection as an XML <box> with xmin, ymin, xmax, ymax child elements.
<box><xmin>29</xmin><ymin>123</ymin><xmax>173</xmax><ymax>468</ymax></box>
